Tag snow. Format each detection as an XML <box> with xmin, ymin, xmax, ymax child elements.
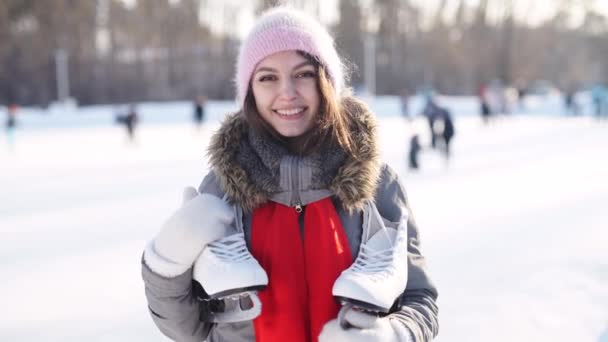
<box><xmin>1</xmin><ymin>95</ymin><xmax>607</xmax><ymax>341</ymax></box>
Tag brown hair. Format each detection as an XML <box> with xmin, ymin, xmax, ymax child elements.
<box><xmin>243</xmin><ymin>51</ymin><xmax>353</xmax><ymax>156</ymax></box>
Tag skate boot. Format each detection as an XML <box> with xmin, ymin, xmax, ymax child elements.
<box><xmin>192</xmin><ymin>201</ymin><xmax>268</xmax><ymax>323</ymax></box>
<box><xmin>332</xmin><ymin>201</ymin><xmax>409</xmax><ymax>313</ymax></box>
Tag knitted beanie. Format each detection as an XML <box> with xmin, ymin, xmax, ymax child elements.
<box><xmin>235</xmin><ymin>7</ymin><xmax>345</xmax><ymax>106</ymax></box>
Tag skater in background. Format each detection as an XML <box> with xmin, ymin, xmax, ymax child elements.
<box><xmin>515</xmin><ymin>79</ymin><xmax>527</xmax><ymax>112</ymax></box>
<box><xmin>5</xmin><ymin>103</ymin><xmax>18</xmax><ymax>149</ymax></box>
<box><xmin>478</xmin><ymin>84</ymin><xmax>491</xmax><ymax>124</ymax></box>
<box><xmin>591</xmin><ymin>83</ymin><xmax>608</xmax><ymax>120</ymax></box>
<box><xmin>114</xmin><ymin>104</ymin><xmax>139</xmax><ymax>143</ymax></box>
<box><xmin>124</xmin><ymin>104</ymin><xmax>138</xmax><ymax>142</ymax></box>
<box><xmin>193</xmin><ymin>95</ymin><xmax>206</xmax><ymax>129</ymax></box>
<box><xmin>408</xmin><ymin>134</ymin><xmax>421</xmax><ymax>170</ymax></box>
<box><xmin>141</xmin><ymin>7</ymin><xmax>438</xmax><ymax>342</ymax></box>
<box><xmin>433</xmin><ymin>107</ymin><xmax>455</xmax><ymax>161</ymax></box>
<box><xmin>564</xmin><ymin>89</ymin><xmax>580</xmax><ymax>116</ymax></box>
<box><xmin>421</xmin><ymin>95</ymin><xmax>442</xmax><ymax>148</ymax></box>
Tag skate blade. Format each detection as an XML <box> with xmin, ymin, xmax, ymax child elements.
<box><xmin>335</xmin><ymin>296</ymin><xmax>390</xmax><ymax>313</ymax></box>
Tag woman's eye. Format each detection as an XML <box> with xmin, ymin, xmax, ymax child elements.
<box><xmin>259</xmin><ymin>75</ymin><xmax>277</xmax><ymax>82</ymax></box>
<box><xmin>296</xmin><ymin>71</ymin><xmax>316</xmax><ymax>78</ymax></box>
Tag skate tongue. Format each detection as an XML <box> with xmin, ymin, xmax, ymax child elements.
<box><xmin>365</xmin><ymin>227</ymin><xmax>397</xmax><ymax>252</ymax></box>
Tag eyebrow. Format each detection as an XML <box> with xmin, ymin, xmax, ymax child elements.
<box><xmin>254</xmin><ymin>61</ymin><xmax>314</xmax><ymax>75</ymax></box>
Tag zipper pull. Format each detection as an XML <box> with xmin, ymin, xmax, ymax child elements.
<box><xmin>294</xmin><ymin>204</ymin><xmax>303</xmax><ymax>213</ymax></box>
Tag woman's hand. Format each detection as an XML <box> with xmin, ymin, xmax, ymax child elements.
<box><xmin>318</xmin><ymin>304</ymin><xmax>412</xmax><ymax>342</ymax></box>
<box><xmin>146</xmin><ymin>187</ymin><xmax>235</xmax><ymax>277</ymax></box>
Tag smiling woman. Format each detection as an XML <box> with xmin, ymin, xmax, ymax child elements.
<box><xmin>141</xmin><ymin>6</ymin><xmax>439</xmax><ymax>342</ymax></box>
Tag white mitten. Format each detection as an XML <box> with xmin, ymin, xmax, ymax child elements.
<box><xmin>144</xmin><ymin>187</ymin><xmax>234</xmax><ymax>277</ymax></box>
<box><xmin>318</xmin><ymin>305</ymin><xmax>412</xmax><ymax>342</ymax></box>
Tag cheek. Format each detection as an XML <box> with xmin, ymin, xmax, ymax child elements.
<box><xmin>298</xmin><ymin>81</ymin><xmax>320</xmax><ymax>107</ymax></box>
<box><xmin>252</xmin><ymin>86</ymin><xmax>271</xmax><ymax>112</ymax></box>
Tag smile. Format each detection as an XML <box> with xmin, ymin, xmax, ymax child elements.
<box><xmin>273</xmin><ymin>107</ymin><xmax>306</xmax><ymax>116</ymax></box>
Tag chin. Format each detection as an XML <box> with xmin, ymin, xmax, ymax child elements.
<box><xmin>277</xmin><ymin>129</ymin><xmax>306</xmax><ymax>138</ymax></box>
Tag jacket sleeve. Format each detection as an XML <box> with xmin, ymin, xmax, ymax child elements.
<box><xmin>374</xmin><ymin>164</ymin><xmax>439</xmax><ymax>341</ymax></box>
<box><xmin>141</xmin><ymin>172</ymin><xmax>225</xmax><ymax>342</ymax></box>
<box><xmin>142</xmin><ymin>261</ymin><xmax>212</xmax><ymax>342</ymax></box>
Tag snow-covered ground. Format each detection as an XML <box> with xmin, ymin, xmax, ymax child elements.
<box><xmin>1</xmin><ymin>95</ymin><xmax>607</xmax><ymax>341</ymax></box>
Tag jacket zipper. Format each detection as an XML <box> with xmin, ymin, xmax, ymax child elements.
<box><xmin>291</xmin><ymin>156</ymin><xmax>302</xmax><ymax>212</ymax></box>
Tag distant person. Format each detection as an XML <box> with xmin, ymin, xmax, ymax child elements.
<box><xmin>115</xmin><ymin>104</ymin><xmax>139</xmax><ymax>142</ymax></box>
<box><xmin>433</xmin><ymin>107</ymin><xmax>455</xmax><ymax>161</ymax></box>
<box><xmin>5</xmin><ymin>104</ymin><xmax>17</xmax><ymax>129</ymax></box>
<box><xmin>125</xmin><ymin>105</ymin><xmax>138</xmax><ymax>141</ymax></box>
<box><xmin>194</xmin><ymin>95</ymin><xmax>206</xmax><ymax>128</ymax></box>
<box><xmin>421</xmin><ymin>96</ymin><xmax>441</xmax><ymax>149</ymax></box>
<box><xmin>408</xmin><ymin>134</ymin><xmax>421</xmax><ymax>170</ymax></box>
<box><xmin>5</xmin><ymin>104</ymin><xmax>18</xmax><ymax>149</ymax></box>
<box><xmin>478</xmin><ymin>84</ymin><xmax>491</xmax><ymax>124</ymax></box>
<box><xmin>564</xmin><ymin>90</ymin><xmax>579</xmax><ymax>116</ymax></box>
<box><xmin>591</xmin><ymin>84</ymin><xmax>608</xmax><ymax>119</ymax></box>
<box><xmin>515</xmin><ymin>80</ymin><xmax>527</xmax><ymax>111</ymax></box>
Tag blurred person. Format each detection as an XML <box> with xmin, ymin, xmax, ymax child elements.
<box><xmin>5</xmin><ymin>103</ymin><xmax>18</xmax><ymax>149</ymax></box>
<box><xmin>125</xmin><ymin>104</ymin><xmax>138</xmax><ymax>142</ymax></box>
<box><xmin>478</xmin><ymin>84</ymin><xmax>492</xmax><ymax>124</ymax></box>
<box><xmin>433</xmin><ymin>107</ymin><xmax>455</xmax><ymax>161</ymax></box>
<box><xmin>564</xmin><ymin>89</ymin><xmax>580</xmax><ymax>116</ymax></box>
<box><xmin>591</xmin><ymin>84</ymin><xmax>608</xmax><ymax>119</ymax></box>
<box><xmin>515</xmin><ymin>79</ymin><xmax>527</xmax><ymax>111</ymax></box>
<box><xmin>115</xmin><ymin>104</ymin><xmax>139</xmax><ymax>142</ymax></box>
<box><xmin>140</xmin><ymin>7</ymin><xmax>438</xmax><ymax>342</ymax></box>
<box><xmin>408</xmin><ymin>134</ymin><xmax>421</xmax><ymax>170</ymax></box>
<box><xmin>193</xmin><ymin>95</ymin><xmax>207</xmax><ymax>129</ymax></box>
<box><xmin>421</xmin><ymin>95</ymin><xmax>441</xmax><ymax>148</ymax></box>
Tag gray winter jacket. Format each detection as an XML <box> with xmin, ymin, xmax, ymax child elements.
<box><xmin>141</xmin><ymin>97</ymin><xmax>438</xmax><ymax>341</ymax></box>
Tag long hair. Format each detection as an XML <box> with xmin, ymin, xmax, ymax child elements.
<box><xmin>243</xmin><ymin>51</ymin><xmax>353</xmax><ymax>156</ymax></box>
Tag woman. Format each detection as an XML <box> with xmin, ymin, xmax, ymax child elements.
<box><xmin>142</xmin><ymin>7</ymin><xmax>438</xmax><ymax>342</ymax></box>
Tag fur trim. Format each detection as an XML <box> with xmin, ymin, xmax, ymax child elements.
<box><xmin>207</xmin><ymin>96</ymin><xmax>381</xmax><ymax>213</ymax></box>
<box><xmin>330</xmin><ymin>97</ymin><xmax>381</xmax><ymax>213</ymax></box>
<box><xmin>207</xmin><ymin>113</ymin><xmax>270</xmax><ymax>211</ymax></box>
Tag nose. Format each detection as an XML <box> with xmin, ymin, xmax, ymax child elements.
<box><xmin>278</xmin><ymin>78</ymin><xmax>297</xmax><ymax>101</ymax></box>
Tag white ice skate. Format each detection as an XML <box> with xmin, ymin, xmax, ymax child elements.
<box><xmin>332</xmin><ymin>201</ymin><xmax>409</xmax><ymax>313</ymax></box>
<box><xmin>193</xmin><ymin>232</ymin><xmax>268</xmax><ymax>299</ymax></box>
<box><xmin>192</xmin><ymin>202</ymin><xmax>268</xmax><ymax>323</ymax></box>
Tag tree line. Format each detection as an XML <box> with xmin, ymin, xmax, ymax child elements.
<box><xmin>1</xmin><ymin>0</ymin><xmax>607</xmax><ymax>106</ymax></box>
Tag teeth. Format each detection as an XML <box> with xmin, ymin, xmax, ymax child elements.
<box><xmin>276</xmin><ymin>108</ymin><xmax>304</xmax><ymax>116</ymax></box>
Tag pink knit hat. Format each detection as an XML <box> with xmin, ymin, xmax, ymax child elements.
<box><xmin>235</xmin><ymin>7</ymin><xmax>345</xmax><ymax>106</ymax></box>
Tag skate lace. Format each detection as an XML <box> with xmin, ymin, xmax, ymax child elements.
<box><xmin>350</xmin><ymin>245</ymin><xmax>394</xmax><ymax>273</ymax></box>
<box><xmin>207</xmin><ymin>233</ymin><xmax>252</xmax><ymax>262</ymax></box>
<box><xmin>350</xmin><ymin>202</ymin><xmax>395</xmax><ymax>274</ymax></box>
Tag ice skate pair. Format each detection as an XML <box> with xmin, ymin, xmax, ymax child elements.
<box><xmin>193</xmin><ymin>199</ymin><xmax>408</xmax><ymax>323</ymax></box>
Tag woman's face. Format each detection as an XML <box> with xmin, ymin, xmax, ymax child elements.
<box><xmin>251</xmin><ymin>51</ymin><xmax>320</xmax><ymax>138</ymax></box>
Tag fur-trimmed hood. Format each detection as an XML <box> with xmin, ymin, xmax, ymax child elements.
<box><xmin>207</xmin><ymin>96</ymin><xmax>381</xmax><ymax>213</ymax></box>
